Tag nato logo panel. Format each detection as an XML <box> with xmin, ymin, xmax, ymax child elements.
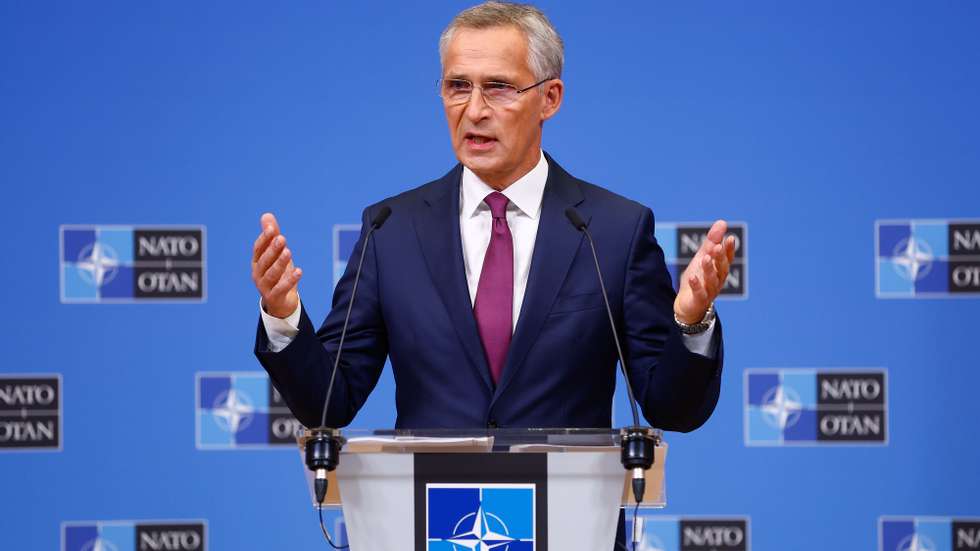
<box><xmin>876</xmin><ymin>219</ymin><xmax>980</xmax><ymax>297</ymax></box>
<box><xmin>195</xmin><ymin>372</ymin><xmax>304</xmax><ymax>449</ymax></box>
<box><xmin>414</xmin><ymin>453</ymin><xmax>548</xmax><ymax>550</ymax></box>
<box><xmin>60</xmin><ymin>225</ymin><xmax>206</xmax><ymax>303</ymax></box>
<box><xmin>655</xmin><ymin>222</ymin><xmax>748</xmax><ymax>298</ymax></box>
<box><xmin>744</xmin><ymin>368</ymin><xmax>887</xmax><ymax>446</ymax></box>
<box><xmin>333</xmin><ymin>224</ymin><xmax>362</xmax><ymax>286</ymax></box>
<box><xmin>880</xmin><ymin>517</ymin><xmax>980</xmax><ymax>551</ymax></box>
<box><xmin>0</xmin><ymin>374</ymin><xmax>61</xmax><ymax>451</ymax></box>
<box><xmin>631</xmin><ymin>516</ymin><xmax>750</xmax><ymax>551</ymax></box>
<box><xmin>426</xmin><ymin>484</ymin><xmax>535</xmax><ymax>550</ymax></box>
<box><xmin>62</xmin><ymin>520</ymin><xmax>207</xmax><ymax>551</ymax></box>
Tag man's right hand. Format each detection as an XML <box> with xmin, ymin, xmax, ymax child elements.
<box><xmin>252</xmin><ymin>213</ymin><xmax>303</xmax><ymax>319</ymax></box>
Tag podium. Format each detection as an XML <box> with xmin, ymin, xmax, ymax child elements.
<box><xmin>297</xmin><ymin>428</ymin><xmax>666</xmax><ymax>550</ymax></box>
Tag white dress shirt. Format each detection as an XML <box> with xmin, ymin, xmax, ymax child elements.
<box><xmin>460</xmin><ymin>150</ymin><xmax>548</xmax><ymax>331</ymax></box>
<box><xmin>261</xmin><ymin>150</ymin><xmax>716</xmax><ymax>356</ymax></box>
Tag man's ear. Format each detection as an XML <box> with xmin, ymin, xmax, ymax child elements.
<box><xmin>540</xmin><ymin>79</ymin><xmax>564</xmax><ymax>122</ymax></box>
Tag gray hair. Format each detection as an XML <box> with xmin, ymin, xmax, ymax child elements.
<box><xmin>438</xmin><ymin>1</ymin><xmax>564</xmax><ymax>81</ymax></box>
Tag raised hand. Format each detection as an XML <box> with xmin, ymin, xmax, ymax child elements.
<box><xmin>673</xmin><ymin>219</ymin><xmax>736</xmax><ymax>324</ymax></box>
<box><xmin>251</xmin><ymin>213</ymin><xmax>303</xmax><ymax>318</ymax></box>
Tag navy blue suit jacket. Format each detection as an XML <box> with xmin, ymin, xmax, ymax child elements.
<box><xmin>254</xmin><ymin>153</ymin><xmax>723</xmax><ymax>431</ymax></box>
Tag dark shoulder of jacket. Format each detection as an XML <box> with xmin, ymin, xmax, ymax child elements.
<box><xmin>361</xmin><ymin>163</ymin><xmax>463</xmax><ymax>220</ymax></box>
<box><xmin>565</xmin><ymin>169</ymin><xmax>651</xmax><ymax>223</ymax></box>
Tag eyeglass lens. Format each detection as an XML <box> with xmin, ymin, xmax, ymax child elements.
<box><xmin>440</xmin><ymin>79</ymin><xmax>519</xmax><ymax>105</ymax></box>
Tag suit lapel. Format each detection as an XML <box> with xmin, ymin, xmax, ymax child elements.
<box><xmin>492</xmin><ymin>154</ymin><xmax>585</xmax><ymax>403</ymax></box>
<box><xmin>413</xmin><ymin>165</ymin><xmax>494</xmax><ymax>391</ymax></box>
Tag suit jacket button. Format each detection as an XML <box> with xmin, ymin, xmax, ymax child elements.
<box><xmin>487</xmin><ymin>420</ymin><xmax>498</xmax><ymax>428</ymax></box>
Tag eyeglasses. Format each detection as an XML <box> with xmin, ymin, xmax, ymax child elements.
<box><xmin>437</xmin><ymin>77</ymin><xmax>553</xmax><ymax>107</ymax></box>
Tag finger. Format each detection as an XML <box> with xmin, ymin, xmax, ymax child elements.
<box><xmin>688</xmin><ymin>273</ymin><xmax>710</xmax><ymax>304</ymax></box>
<box><xmin>705</xmin><ymin>219</ymin><xmax>728</xmax><ymax>246</ymax></box>
<box><xmin>725</xmin><ymin>235</ymin><xmax>736</xmax><ymax>264</ymax></box>
<box><xmin>260</xmin><ymin>247</ymin><xmax>292</xmax><ymax>289</ymax></box>
<box><xmin>694</xmin><ymin>220</ymin><xmax>727</xmax><ymax>258</ymax></box>
<box><xmin>252</xmin><ymin>214</ymin><xmax>281</xmax><ymax>264</ymax></box>
<box><xmin>711</xmin><ymin>242</ymin><xmax>731</xmax><ymax>282</ymax></box>
<box><xmin>260</xmin><ymin>212</ymin><xmax>281</xmax><ymax>234</ymax></box>
<box><xmin>683</xmin><ymin>251</ymin><xmax>704</xmax><ymax>284</ymax></box>
<box><xmin>252</xmin><ymin>226</ymin><xmax>277</xmax><ymax>264</ymax></box>
<box><xmin>254</xmin><ymin>234</ymin><xmax>287</xmax><ymax>280</ymax></box>
<box><xmin>700</xmin><ymin>254</ymin><xmax>720</xmax><ymax>297</ymax></box>
<box><xmin>268</xmin><ymin>267</ymin><xmax>303</xmax><ymax>299</ymax></box>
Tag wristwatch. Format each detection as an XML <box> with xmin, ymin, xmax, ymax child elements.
<box><xmin>674</xmin><ymin>303</ymin><xmax>715</xmax><ymax>335</ymax></box>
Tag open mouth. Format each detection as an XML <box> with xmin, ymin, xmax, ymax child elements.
<box><xmin>464</xmin><ymin>132</ymin><xmax>497</xmax><ymax>149</ymax></box>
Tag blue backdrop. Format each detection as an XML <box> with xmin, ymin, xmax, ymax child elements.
<box><xmin>2</xmin><ymin>1</ymin><xmax>979</xmax><ymax>549</ymax></box>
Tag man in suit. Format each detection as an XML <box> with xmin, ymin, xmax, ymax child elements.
<box><xmin>251</xmin><ymin>2</ymin><xmax>735</xmax><ymax>433</ymax></box>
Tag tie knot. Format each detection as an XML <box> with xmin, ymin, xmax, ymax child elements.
<box><xmin>483</xmin><ymin>192</ymin><xmax>509</xmax><ymax>219</ymax></box>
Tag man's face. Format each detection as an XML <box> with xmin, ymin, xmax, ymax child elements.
<box><xmin>441</xmin><ymin>26</ymin><xmax>562</xmax><ymax>188</ymax></box>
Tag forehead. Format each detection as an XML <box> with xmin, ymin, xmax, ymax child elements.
<box><xmin>443</xmin><ymin>26</ymin><xmax>532</xmax><ymax>80</ymax></box>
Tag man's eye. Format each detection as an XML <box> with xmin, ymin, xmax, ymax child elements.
<box><xmin>447</xmin><ymin>80</ymin><xmax>471</xmax><ymax>91</ymax></box>
<box><xmin>484</xmin><ymin>82</ymin><xmax>513</xmax><ymax>91</ymax></box>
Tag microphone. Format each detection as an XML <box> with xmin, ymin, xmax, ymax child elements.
<box><xmin>306</xmin><ymin>205</ymin><xmax>392</xmax><ymax>512</ymax></box>
<box><xmin>564</xmin><ymin>207</ymin><xmax>655</xmax><ymax>513</ymax></box>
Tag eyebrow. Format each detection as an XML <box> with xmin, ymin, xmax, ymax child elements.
<box><xmin>445</xmin><ymin>73</ymin><xmax>519</xmax><ymax>84</ymax></box>
<box><xmin>484</xmin><ymin>75</ymin><xmax>517</xmax><ymax>84</ymax></box>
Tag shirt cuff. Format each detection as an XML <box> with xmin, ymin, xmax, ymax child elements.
<box><xmin>260</xmin><ymin>298</ymin><xmax>301</xmax><ymax>353</ymax></box>
<box><xmin>680</xmin><ymin>318</ymin><xmax>719</xmax><ymax>359</ymax></box>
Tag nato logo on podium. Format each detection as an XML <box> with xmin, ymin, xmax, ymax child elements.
<box><xmin>426</xmin><ymin>484</ymin><xmax>535</xmax><ymax>550</ymax></box>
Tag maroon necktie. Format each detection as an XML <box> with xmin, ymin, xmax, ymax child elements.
<box><xmin>473</xmin><ymin>192</ymin><xmax>513</xmax><ymax>385</ymax></box>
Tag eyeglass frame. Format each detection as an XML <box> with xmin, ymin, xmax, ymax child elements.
<box><xmin>436</xmin><ymin>77</ymin><xmax>555</xmax><ymax>106</ymax></box>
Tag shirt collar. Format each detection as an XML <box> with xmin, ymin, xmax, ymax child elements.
<box><xmin>460</xmin><ymin>150</ymin><xmax>548</xmax><ymax>220</ymax></box>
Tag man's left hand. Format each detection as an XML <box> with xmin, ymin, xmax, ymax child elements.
<box><xmin>674</xmin><ymin>219</ymin><xmax>736</xmax><ymax>324</ymax></box>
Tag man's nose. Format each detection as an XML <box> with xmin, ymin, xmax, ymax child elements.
<box><xmin>464</xmin><ymin>87</ymin><xmax>492</xmax><ymax>123</ymax></box>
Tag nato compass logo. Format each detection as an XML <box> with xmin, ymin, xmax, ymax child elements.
<box><xmin>744</xmin><ymin>368</ymin><xmax>887</xmax><ymax>446</ymax></box>
<box><xmin>877</xmin><ymin>219</ymin><xmax>980</xmax><ymax>297</ymax></box>
<box><xmin>333</xmin><ymin>224</ymin><xmax>362</xmax><ymax>286</ymax></box>
<box><xmin>0</xmin><ymin>374</ymin><xmax>61</xmax><ymax>451</ymax></box>
<box><xmin>60</xmin><ymin>225</ymin><xmax>206</xmax><ymax>303</ymax></box>
<box><xmin>416</xmin><ymin>454</ymin><xmax>547</xmax><ymax>549</ymax></box>
<box><xmin>629</xmin><ymin>516</ymin><xmax>750</xmax><ymax>551</ymax></box>
<box><xmin>427</xmin><ymin>484</ymin><xmax>535</xmax><ymax>550</ymax></box>
<box><xmin>655</xmin><ymin>222</ymin><xmax>748</xmax><ymax>298</ymax></box>
<box><xmin>880</xmin><ymin>517</ymin><xmax>980</xmax><ymax>551</ymax></box>
<box><xmin>195</xmin><ymin>372</ymin><xmax>304</xmax><ymax>449</ymax></box>
<box><xmin>62</xmin><ymin>520</ymin><xmax>207</xmax><ymax>551</ymax></box>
